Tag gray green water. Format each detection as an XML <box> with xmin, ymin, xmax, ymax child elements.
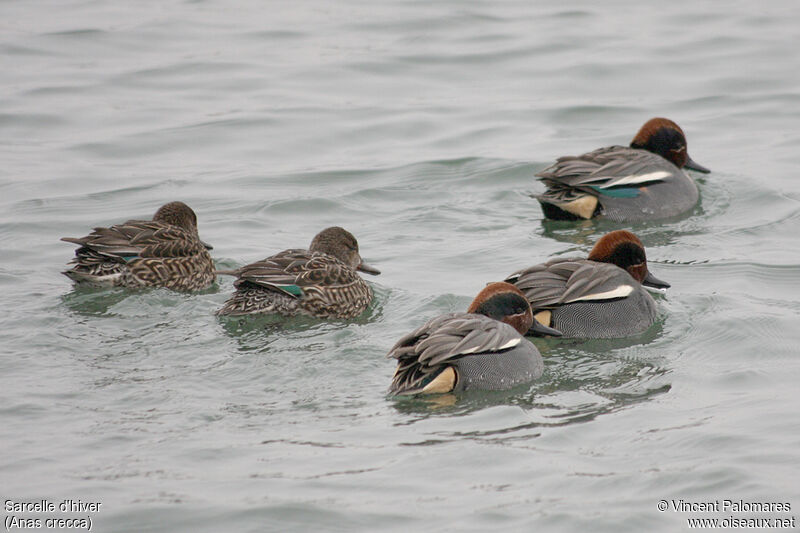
<box><xmin>2</xmin><ymin>1</ymin><xmax>800</xmax><ymax>531</ymax></box>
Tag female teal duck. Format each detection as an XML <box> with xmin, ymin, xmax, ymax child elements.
<box><xmin>216</xmin><ymin>226</ymin><xmax>380</xmax><ymax>318</ymax></box>
<box><xmin>505</xmin><ymin>230</ymin><xmax>669</xmax><ymax>339</ymax></box>
<box><xmin>61</xmin><ymin>201</ymin><xmax>215</xmax><ymax>291</ymax></box>
<box><xmin>536</xmin><ymin>117</ymin><xmax>710</xmax><ymax>221</ymax></box>
<box><xmin>388</xmin><ymin>282</ymin><xmax>561</xmax><ymax>396</ymax></box>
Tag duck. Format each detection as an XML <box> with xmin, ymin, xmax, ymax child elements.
<box><xmin>61</xmin><ymin>201</ymin><xmax>215</xmax><ymax>291</ymax></box>
<box><xmin>387</xmin><ymin>282</ymin><xmax>562</xmax><ymax>395</ymax></box>
<box><xmin>216</xmin><ymin>226</ymin><xmax>380</xmax><ymax>318</ymax></box>
<box><xmin>536</xmin><ymin>117</ymin><xmax>711</xmax><ymax>221</ymax></box>
<box><xmin>504</xmin><ymin>230</ymin><xmax>669</xmax><ymax>339</ymax></box>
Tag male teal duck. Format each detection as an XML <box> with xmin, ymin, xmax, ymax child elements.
<box><xmin>61</xmin><ymin>201</ymin><xmax>215</xmax><ymax>291</ymax></box>
<box><xmin>505</xmin><ymin>230</ymin><xmax>669</xmax><ymax>339</ymax></box>
<box><xmin>536</xmin><ymin>118</ymin><xmax>711</xmax><ymax>221</ymax></box>
<box><xmin>216</xmin><ymin>226</ymin><xmax>380</xmax><ymax>318</ymax></box>
<box><xmin>387</xmin><ymin>282</ymin><xmax>561</xmax><ymax>396</ymax></box>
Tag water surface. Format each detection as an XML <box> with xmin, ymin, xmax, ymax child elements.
<box><xmin>2</xmin><ymin>1</ymin><xmax>799</xmax><ymax>531</ymax></box>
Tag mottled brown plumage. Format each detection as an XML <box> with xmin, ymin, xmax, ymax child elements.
<box><xmin>61</xmin><ymin>201</ymin><xmax>215</xmax><ymax>291</ymax></box>
<box><xmin>216</xmin><ymin>227</ymin><xmax>379</xmax><ymax>318</ymax></box>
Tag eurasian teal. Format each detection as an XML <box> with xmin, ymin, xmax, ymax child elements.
<box><xmin>505</xmin><ymin>230</ymin><xmax>669</xmax><ymax>339</ymax></box>
<box><xmin>387</xmin><ymin>282</ymin><xmax>561</xmax><ymax>395</ymax></box>
<box><xmin>216</xmin><ymin>226</ymin><xmax>380</xmax><ymax>318</ymax></box>
<box><xmin>61</xmin><ymin>201</ymin><xmax>215</xmax><ymax>291</ymax></box>
<box><xmin>536</xmin><ymin>118</ymin><xmax>710</xmax><ymax>221</ymax></box>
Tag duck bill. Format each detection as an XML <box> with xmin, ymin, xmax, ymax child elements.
<box><xmin>357</xmin><ymin>261</ymin><xmax>381</xmax><ymax>275</ymax></box>
<box><xmin>200</xmin><ymin>239</ymin><xmax>213</xmax><ymax>250</ymax></box>
<box><xmin>684</xmin><ymin>155</ymin><xmax>710</xmax><ymax>174</ymax></box>
<box><xmin>527</xmin><ymin>321</ymin><xmax>562</xmax><ymax>337</ymax></box>
<box><xmin>642</xmin><ymin>271</ymin><xmax>670</xmax><ymax>290</ymax></box>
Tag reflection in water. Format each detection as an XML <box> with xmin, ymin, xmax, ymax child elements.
<box><xmin>61</xmin><ymin>283</ymin><xmax>220</xmax><ymax>317</ymax></box>
<box><xmin>536</xmin><ymin>216</ymin><xmax>695</xmax><ymax>249</ymax></box>
<box><xmin>61</xmin><ymin>286</ymin><xmax>132</xmax><ymax>317</ymax></box>
<box><xmin>537</xmin><ymin>217</ymin><xmax>601</xmax><ymax>248</ymax></box>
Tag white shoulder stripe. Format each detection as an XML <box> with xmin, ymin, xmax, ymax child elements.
<box><xmin>457</xmin><ymin>337</ymin><xmax>520</xmax><ymax>356</ymax></box>
<box><xmin>565</xmin><ymin>285</ymin><xmax>634</xmax><ymax>303</ymax></box>
<box><xmin>497</xmin><ymin>338</ymin><xmax>521</xmax><ymax>350</ymax></box>
<box><xmin>596</xmin><ymin>170</ymin><xmax>672</xmax><ymax>187</ymax></box>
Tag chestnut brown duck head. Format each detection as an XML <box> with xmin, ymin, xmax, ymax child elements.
<box><xmin>468</xmin><ymin>282</ymin><xmax>562</xmax><ymax>336</ymax></box>
<box><xmin>630</xmin><ymin>117</ymin><xmax>710</xmax><ymax>174</ymax></box>
<box><xmin>588</xmin><ymin>230</ymin><xmax>670</xmax><ymax>290</ymax></box>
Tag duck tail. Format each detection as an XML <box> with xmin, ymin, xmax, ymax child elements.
<box><xmin>62</xmin><ymin>269</ymin><xmax>120</xmax><ymax>287</ymax></box>
<box><xmin>536</xmin><ymin>193</ymin><xmax>599</xmax><ymax>220</ymax></box>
